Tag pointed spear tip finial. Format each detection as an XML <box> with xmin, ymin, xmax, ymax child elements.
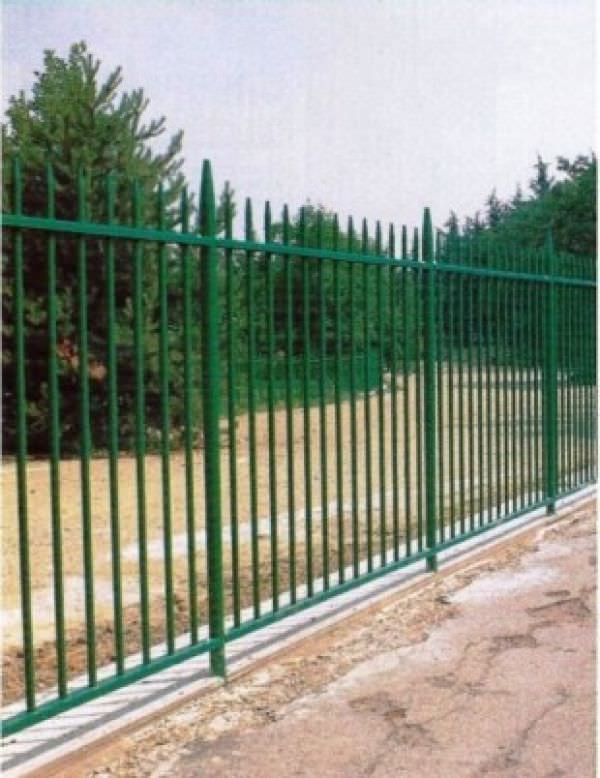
<box><xmin>243</xmin><ymin>197</ymin><xmax>254</xmax><ymax>241</ymax></box>
<box><xmin>200</xmin><ymin>159</ymin><xmax>215</xmax><ymax>201</ymax></box>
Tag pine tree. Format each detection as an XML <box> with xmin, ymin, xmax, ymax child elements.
<box><xmin>529</xmin><ymin>154</ymin><xmax>554</xmax><ymax>198</ymax></box>
<box><xmin>2</xmin><ymin>42</ymin><xmax>234</xmax><ymax>452</ymax></box>
<box><xmin>485</xmin><ymin>189</ymin><xmax>505</xmax><ymax>229</ymax></box>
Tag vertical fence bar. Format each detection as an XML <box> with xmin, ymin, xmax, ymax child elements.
<box><xmin>362</xmin><ymin>219</ymin><xmax>373</xmax><ymax>572</ymax></box>
<box><xmin>517</xmin><ymin>259</ymin><xmax>526</xmax><ymax>508</ymax></box>
<box><xmin>580</xmin><ymin>285</ymin><xmax>586</xmax><ymax>482</ymax></box>
<box><xmin>578</xmin><ymin>284</ymin><xmax>584</xmax><ymax>483</ymax></box>
<box><xmin>494</xmin><ymin>256</ymin><xmax>503</xmax><ymax>519</ymax></box>
<box><xmin>265</xmin><ymin>202</ymin><xmax>279</xmax><ymax>610</ymax></box>
<box><xmin>566</xmin><ymin>279</ymin><xmax>573</xmax><ymax>489</ymax></box>
<box><xmin>157</xmin><ymin>185</ymin><xmax>175</xmax><ymax>654</ymax></box>
<box><xmin>132</xmin><ymin>180</ymin><xmax>150</xmax><ymax>665</ymax></box>
<box><xmin>586</xmin><ymin>289</ymin><xmax>598</xmax><ymax>481</ymax></box>
<box><xmin>501</xmin><ymin>254</ymin><xmax>510</xmax><ymax>514</ymax></box>
<box><xmin>348</xmin><ymin>218</ymin><xmax>360</xmax><ymax>577</ymax></box>
<box><xmin>557</xmin><ymin>280</ymin><xmax>565</xmax><ymax>493</ymax></box>
<box><xmin>317</xmin><ymin>213</ymin><xmax>330</xmax><ymax>588</ymax></box>
<box><xmin>300</xmin><ymin>208</ymin><xmax>313</xmax><ymax>596</ymax></box>
<box><xmin>375</xmin><ymin>222</ymin><xmax>386</xmax><ymax>565</ymax></box>
<box><xmin>580</xmin><ymin>286</ymin><xmax>586</xmax><ymax>482</ymax></box>
<box><xmin>413</xmin><ymin>227</ymin><xmax>424</xmax><ymax>550</ymax></box>
<box><xmin>404</xmin><ymin>224</ymin><xmax>412</xmax><ymax>559</ymax></box>
<box><xmin>435</xmin><ymin>233</ymin><xmax>445</xmax><ymax>542</ymax></box>
<box><xmin>573</xmin><ymin>285</ymin><xmax>580</xmax><ymax>485</ymax></box>
<box><xmin>224</xmin><ymin>187</ymin><xmax>239</xmax><ymax>627</ymax></box>
<box><xmin>12</xmin><ymin>157</ymin><xmax>36</xmax><ymax>710</ymax></box>
<box><xmin>422</xmin><ymin>209</ymin><xmax>437</xmax><ymax>572</ymax></box>
<box><xmin>568</xmin><ymin>278</ymin><xmax>575</xmax><ymax>490</ymax></box>
<box><xmin>181</xmin><ymin>188</ymin><xmax>199</xmax><ymax>642</ymax></box>
<box><xmin>333</xmin><ymin>215</ymin><xmax>345</xmax><ymax>583</ymax></box>
<box><xmin>447</xmin><ymin>262</ymin><xmax>456</xmax><ymax>537</ymax></box>
<box><xmin>105</xmin><ymin>173</ymin><xmax>124</xmax><ymax>672</ymax></box>
<box><xmin>402</xmin><ymin>226</ymin><xmax>412</xmax><ymax>555</ymax></box>
<box><xmin>533</xmin><ymin>251</ymin><xmax>542</xmax><ymax>502</ymax></box>
<box><xmin>200</xmin><ymin>160</ymin><xmax>226</xmax><ymax>676</ymax></box>
<box><xmin>543</xmin><ymin>232</ymin><xmax>558</xmax><ymax>513</ymax></box>
<box><xmin>388</xmin><ymin>225</ymin><xmax>400</xmax><ymax>560</ymax></box>
<box><xmin>525</xmin><ymin>259</ymin><xmax>534</xmax><ymax>506</ymax></box>
<box><xmin>458</xmin><ymin>240</ymin><xmax>466</xmax><ymax>533</ymax></box>
<box><xmin>78</xmin><ymin>169</ymin><xmax>97</xmax><ymax>683</ymax></box>
<box><xmin>575</xmin><ymin>284</ymin><xmax>582</xmax><ymax>484</ymax></box>
<box><xmin>485</xmin><ymin>254</ymin><xmax>493</xmax><ymax>520</ymax></box>
<box><xmin>587</xmin><ymin>286</ymin><xmax>595</xmax><ymax>480</ymax></box>
<box><xmin>510</xmin><ymin>265</ymin><xmax>518</xmax><ymax>511</ymax></box>
<box><xmin>476</xmin><ymin>241</ymin><xmax>485</xmax><ymax>524</ymax></box>
<box><xmin>245</xmin><ymin>197</ymin><xmax>260</xmax><ymax>617</ymax></box>
<box><xmin>283</xmin><ymin>205</ymin><xmax>297</xmax><ymax>602</ymax></box>
<box><xmin>46</xmin><ymin>161</ymin><xmax>67</xmax><ymax>695</ymax></box>
<box><xmin>575</xmin><ymin>283</ymin><xmax>582</xmax><ymax>485</ymax></box>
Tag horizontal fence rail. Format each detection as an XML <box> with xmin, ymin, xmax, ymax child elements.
<box><xmin>1</xmin><ymin>157</ymin><xmax>597</xmax><ymax>735</ymax></box>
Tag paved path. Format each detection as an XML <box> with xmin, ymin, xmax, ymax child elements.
<box><xmin>80</xmin><ymin>503</ymin><xmax>596</xmax><ymax>778</ymax></box>
<box><xmin>175</xmin><ymin>509</ymin><xmax>595</xmax><ymax>778</ymax></box>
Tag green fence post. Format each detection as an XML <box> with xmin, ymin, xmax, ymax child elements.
<box><xmin>423</xmin><ymin>208</ymin><xmax>438</xmax><ymax>571</ymax></box>
<box><xmin>200</xmin><ymin>160</ymin><xmax>226</xmax><ymax>677</ymax></box>
<box><xmin>543</xmin><ymin>230</ymin><xmax>558</xmax><ymax>514</ymax></box>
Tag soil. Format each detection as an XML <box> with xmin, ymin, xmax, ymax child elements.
<box><xmin>2</xmin><ymin>370</ymin><xmax>584</xmax><ymax>708</ymax></box>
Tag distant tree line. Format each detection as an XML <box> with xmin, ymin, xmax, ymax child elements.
<box><xmin>444</xmin><ymin>151</ymin><xmax>596</xmax><ymax>257</ymax></box>
<box><xmin>440</xmin><ymin>153</ymin><xmax>596</xmax><ymax>378</ymax></box>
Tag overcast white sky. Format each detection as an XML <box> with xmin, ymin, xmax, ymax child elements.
<box><xmin>2</xmin><ymin>0</ymin><xmax>596</xmax><ymax>231</ymax></box>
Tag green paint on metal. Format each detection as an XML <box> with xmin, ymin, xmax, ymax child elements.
<box><xmin>543</xmin><ymin>231</ymin><xmax>558</xmax><ymax>514</ymax></box>
<box><xmin>422</xmin><ymin>209</ymin><xmax>438</xmax><ymax>572</ymax></box>
<box><xmin>78</xmin><ymin>169</ymin><xmax>97</xmax><ymax>683</ymax></box>
<box><xmin>105</xmin><ymin>172</ymin><xmax>125</xmax><ymax>673</ymax></box>
<box><xmin>181</xmin><ymin>187</ymin><xmax>200</xmax><ymax>642</ymax></box>
<box><xmin>46</xmin><ymin>161</ymin><xmax>67</xmax><ymax>696</ymax></box>
<box><xmin>200</xmin><ymin>160</ymin><xmax>226</xmax><ymax>677</ymax></box>
<box><xmin>157</xmin><ymin>184</ymin><xmax>175</xmax><ymax>654</ymax></box>
<box><xmin>12</xmin><ymin>156</ymin><xmax>36</xmax><ymax>711</ymax></box>
<box><xmin>265</xmin><ymin>201</ymin><xmax>279</xmax><ymax>610</ymax></box>
<box><xmin>132</xmin><ymin>179</ymin><xmax>150</xmax><ymax>665</ymax></box>
<box><xmin>2</xmin><ymin>159</ymin><xmax>595</xmax><ymax>735</ymax></box>
<box><xmin>283</xmin><ymin>204</ymin><xmax>297</xmax><ymax>603</ymax></box>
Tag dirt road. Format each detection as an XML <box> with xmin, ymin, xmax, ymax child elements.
<box><xmin>78</xmin><ymin>501</ymin><xmax>595</xmax><ymax>778</ymax></box>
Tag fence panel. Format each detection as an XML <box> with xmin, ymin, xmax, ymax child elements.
<box><xmin>1</xmin><ymin>158</ymin><xmax>596</xmax><ymax>734</ymax></box>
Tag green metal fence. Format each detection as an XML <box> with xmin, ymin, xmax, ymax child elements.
<box><xmin>1</xmin><ymin>158</ymin><xmax>596</xmax><ymax>735</ymax></box>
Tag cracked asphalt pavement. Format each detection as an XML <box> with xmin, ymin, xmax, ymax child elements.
<box><xmin>88</xmin><ymin>503</ymin><xmax>595</xmax><ymax>778</ymax></box>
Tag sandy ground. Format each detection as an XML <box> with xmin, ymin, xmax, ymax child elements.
<box><xmin>1</xmin><ymin>370</ymin><xmax>593</xmax><ymax>705</ymax></box>
<box><xmin>74</xmin><ymin>501</ymin><xmax>595</xmax><ymax>778</ymax></box>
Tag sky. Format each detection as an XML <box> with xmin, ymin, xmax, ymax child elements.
<box><xmin>2</xmin><ymin>0</ymin><xmax>596</xmax><ymax>232</ymax></box>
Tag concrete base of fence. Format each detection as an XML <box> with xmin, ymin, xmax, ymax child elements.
<box><xmin>1</xmin><ymin>485</ymin><xmax>595</xmax><ymax>778</ymax></box>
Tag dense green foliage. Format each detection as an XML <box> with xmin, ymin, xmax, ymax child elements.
<box><xmin>450</xmin><ymin>152</ymin><xmax>596</xmax><ymax>257</ymax></box>
<box><xmin>2</xmin><ymin>43</ymin><xmax>229</xmax><ymax>453</ymax></box>
<box><xmin>442</xmin><ymin>153</ymin><xmax>596</xmax><ymax>380</ymax></box>
<box><xmin>220</xmin><ymin>200</ymin><xmax>419</xmax><ymax>415</ymax></box>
